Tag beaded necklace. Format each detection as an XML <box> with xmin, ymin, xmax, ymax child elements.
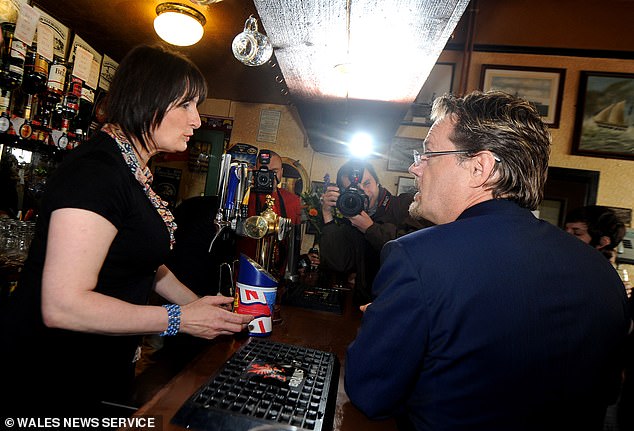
<box><xmin>101</xmin><ymin>123</ymin><xmax>177</xmax><ymax>249</ymax></box>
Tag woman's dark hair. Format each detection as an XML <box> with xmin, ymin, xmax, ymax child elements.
<box><xmin>336</xmin><ymin>159</ymin><xmax>379</xmax><ymax>189</ymax></box>
<box><xmin>106</xmin><ymin>44</ymin><xmax>208</xmax><ymax>152</ymax></box>
<box><xmin>565</xmin><ymin>205</ymin><xmax>626</xmax><ymax>251</ymax></box>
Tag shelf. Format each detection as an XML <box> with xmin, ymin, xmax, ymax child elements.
<box><xmin>0</xmin><ymin>133</ymin><xmax>68</xmax><ymax>160</ymax></box>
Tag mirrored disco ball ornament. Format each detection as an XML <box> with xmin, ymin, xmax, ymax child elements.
<box><xmin>232</xmin><ymin>16</ymin><xmax>273</xmax><ymax>66</ymax></box>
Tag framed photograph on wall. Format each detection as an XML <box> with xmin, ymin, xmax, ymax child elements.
<box><xmin>480</xmin><ymin>65</ymin><xmax>566</xmax><ymax>128</ymax></box>
<box><xmin>537</xmin><ymin>198</ymin><xmax>565</xmax><ymax>227</ymax></box>
<box><xmin>397</xmin><ymin>176</ymin><xmax>417</xmax><ymax>195</ymax></box>
<box><xmin>387</xmin><ymin>136</ymin><xmax>424</xmax><ymax>172</ymax></box>
<box><xmin>571</xmin><ymin>71</ymin><xmax>634</xmax><ymax>161</ymax></box>
<box><xmin>403</xmin><ymin>63</ymin><xmax>455</xmax><ymax>126</ymax></box>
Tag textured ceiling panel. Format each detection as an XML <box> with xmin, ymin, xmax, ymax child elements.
<box><xmin>255</xmin><ymin>0</ymin><xmax>470</xmax><ymax>103</ymax></box>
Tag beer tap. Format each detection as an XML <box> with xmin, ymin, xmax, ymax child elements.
<box><xmin>210</xmin><ymin>154</ymin><xmax>234</xmax><ymax>252</ymax></box>
<box><xmin>210</xmin><ymin>156</ymin><xmax>252</xmax><ymax>252</ymax></box>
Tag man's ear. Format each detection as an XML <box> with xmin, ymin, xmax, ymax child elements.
<box><xmin>597</xmin><ymin>235</ymin><xmax>611</xmax><ymax>250</ymax></box>
<box><xmin>468</xmin><ymin>151</ymin><xmax>498</xmax><ymax>188</ymax></box>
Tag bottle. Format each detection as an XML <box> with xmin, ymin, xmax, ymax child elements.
<box><xmin>72</xmin><ymin>82</ymin><xmax>94</xmax><ymax>139</ymax></box>
<box><xmin>0</xmin><ymin>22</ymin><xmax>26</xmax><ymax>91</ymax></box>
<box><xmin>36</xmin><ymin>56</ymin><xmax>66</xmax><ymax>129</ymax></box>
<box><xmin>0</xmin><ymin>88</ymin><xmax>11</xmax><ymax>133</ymax></box>
<box><xmin>16</xmin><ymin>45</ymin><xmax>49</xmax><ymax>140</ymax></box>
<box><xmin>22</xmin><ymin>43</ymin><xmax>48</xmax><ymax>96</ymax></box>
<box><xmin>8</xmin><ymin>85</ymin><xmax>27</xmax><ymax>118</ymax></box>
<box><xmin>46</xmin><ymin>56</ymin><xmax>67</xmax><ymax>96</ymax></box>
<box><xmin>60</xmin><ymin>74</ymin><xmax>82</xmax><ymax>129</ymax></box>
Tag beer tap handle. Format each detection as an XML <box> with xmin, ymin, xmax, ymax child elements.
<box><xmin>215</xmin><ymin>154</ymin><xmax>233</xmax><ymax>222</ymax></box>
<box><xmin>224</xmin><ymin>165</ymin><xmax>239</xmax><ymax>219</ymax></box>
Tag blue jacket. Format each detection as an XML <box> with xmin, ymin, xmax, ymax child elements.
<box><xmin>345</xmin><ymin>199</ymin><xmax>630</xmax><ymax>431</ymax></box>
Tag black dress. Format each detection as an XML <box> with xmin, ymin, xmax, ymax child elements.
<box><xmin>0</xmin><ymin>132</ymin><xmax>171</xmax><ymax>415</ymax></box>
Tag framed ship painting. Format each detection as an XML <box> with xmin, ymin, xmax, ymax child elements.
<box><xmin>480</xmin><ymin>65</ymin><xmax>565</xmax><ymax>128</ymax></box>
<box><xmin>572</xmin><ymin>71</ymin><xmax>634</xmax><ymax>161</ymax></box>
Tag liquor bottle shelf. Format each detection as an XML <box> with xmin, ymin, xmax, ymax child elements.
<box><xmin>0</xmin><ymin>132</ymin><xmax>69</xmax><ymax>160</ymax></box>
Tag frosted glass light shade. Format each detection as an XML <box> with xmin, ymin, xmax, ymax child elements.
<box><xmin>154</xmin><ymin>3</ymin><xmax>206</xmax><ymax>46</ymax></box>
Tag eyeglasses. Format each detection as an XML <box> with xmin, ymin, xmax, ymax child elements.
<box><xmin>412</xmin><ymin>148</ymin><xmax>501</xmax><ymax>167</ymax></box>
<box><xmin>412</xmin><ymin>148</ymin><xmax>470</xmax><ymax>166</ymax></box>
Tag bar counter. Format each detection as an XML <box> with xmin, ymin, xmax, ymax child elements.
<box><xmin>121</xmin><ymin>284</ymin><xmax>398</xmax><ymax>431</ymax></box>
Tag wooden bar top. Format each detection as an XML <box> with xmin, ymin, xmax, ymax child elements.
<box><xmin>122</xmin><ymin>282</ymin><xmax>398</xmax><ymax>431</ymax></box>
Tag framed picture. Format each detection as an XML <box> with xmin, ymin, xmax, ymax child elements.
<box><xmin>571</xmin><ymin>71</ymin><xmax>634</xmax><ymax>161</ymax></box>
<box><xmin>403</xmin><ymin>63</ymin><xmax>455</xmax><ymax>126</ymax></box>
<box><xmin>387</xmin><ymin>136</ymin><xmax>424</xmax><ymax>172</ymax></box>
<box><xmin>537</xmin><ymin>198</ymin><xmax>565</xmax><ymax>227</ymax></box>
<box><xmin>257</xmin><ymin>109</ymin><xmax>281</xmax><ymax>143</ymax></box>
<box><xmin>480</xmin><ymin>65</ymin><xmax>566</xmax><ymax>128</ymax></box>
<box><xmin>397</xmin><ymin>176</ymin><xmax>417</xmax><ymax>195</ymax></box>
<box><xmin>541</xmin><ymin>166</ymin><xmax>599</xmax><ymax>227</ymax></box>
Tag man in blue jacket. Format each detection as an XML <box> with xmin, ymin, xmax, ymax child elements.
<box><xmin>345</xmin><ymin>91</ymin><xmax>631</xmax><ymax>431</ymax></box>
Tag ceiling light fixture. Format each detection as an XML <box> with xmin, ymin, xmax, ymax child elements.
<box><xmin>189</xmin><ymin>0</ymin><xmax>222</xmax><ymax>4</ymax></box>
<box><xmin>232</xmin><ymin>16</ymin><xmax>273</xmax><ymax>66</ymax></box>
<box><xmin>154</xmin><ymin>2</ymin><xmax>206</xmax><ymax>46</ymax></box>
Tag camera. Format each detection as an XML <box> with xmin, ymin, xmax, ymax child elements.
<box><xmin>336</xmin><ymin>169</ymin><xmax>369</xmax><ymax>217</ymax></box>
<box><xmin>252</xmin><ymin>150</ymin><xmax>276</xmax><ymax>194</ymax></box>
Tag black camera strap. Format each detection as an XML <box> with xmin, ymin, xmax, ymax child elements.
<box><xmin>378</xmin><ymin>187</ymin><xmax>390</xmax><ymax>208</ymax></box>
<box><xmin>374</xmin><ymin>187</ymin><xmax>391</xmax><ymax>215</ymax></box>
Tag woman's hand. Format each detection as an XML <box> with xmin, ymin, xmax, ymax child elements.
<box><xmin>40</xmin><ymin>209</ymin><xmax>251</xmax><ymax>340</ymax></box>
<box><xmin>180</xmin><ymin>295</ymin><xmax>253</xmax><ymax>339</ymax></box>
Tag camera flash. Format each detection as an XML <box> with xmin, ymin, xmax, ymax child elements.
<box><xmin>348</xmin><ymin>132</ymin><xmax>373</xmax><ymax>158</ymax></box>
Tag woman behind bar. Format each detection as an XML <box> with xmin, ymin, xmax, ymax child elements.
<box><xmin>0</xmin><ymin>44</ymin><xmax>252</xmax><ymax>416</ymax></box>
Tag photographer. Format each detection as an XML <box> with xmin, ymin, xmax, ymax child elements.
<box><xmin>319</xmin><ymin>159</ymin><xmax>432</xmax><ymax>303</ymax></box>
<box><xmin>239</xmin><ymin>150</ymin><xmax>302</xmax><ymax>280</ymax></box>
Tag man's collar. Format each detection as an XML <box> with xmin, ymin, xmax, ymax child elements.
<box><xmin>457</xmin><ymin>198</ymin><xmax>524</xmax><ymax>220</ymax></box>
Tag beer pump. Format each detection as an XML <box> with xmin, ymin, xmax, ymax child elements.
<box><xmin>209</xmin><ymin>153</ymin><xmax>292</xmax><ymax>274</ymax></box>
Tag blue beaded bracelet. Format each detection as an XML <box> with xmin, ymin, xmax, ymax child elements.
<box><xmin>160</xmin><ymin>304</ymin><xmax>181</xmax><ymax>336</ymax></box>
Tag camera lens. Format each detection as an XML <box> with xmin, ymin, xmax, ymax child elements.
<box><xmin>257</xmin><ymin>174</ymin><xmax>270</xmax><ymax>186</ymax></box>
<box><xmin>253</xmin><ymin>169</ymin><xmax>275</xmax><ymax>193</ymax></box>
<box><xmin>336</xmin><ymin>188</ymin><xmax>366</xmax><ymax>217</ymax></box>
